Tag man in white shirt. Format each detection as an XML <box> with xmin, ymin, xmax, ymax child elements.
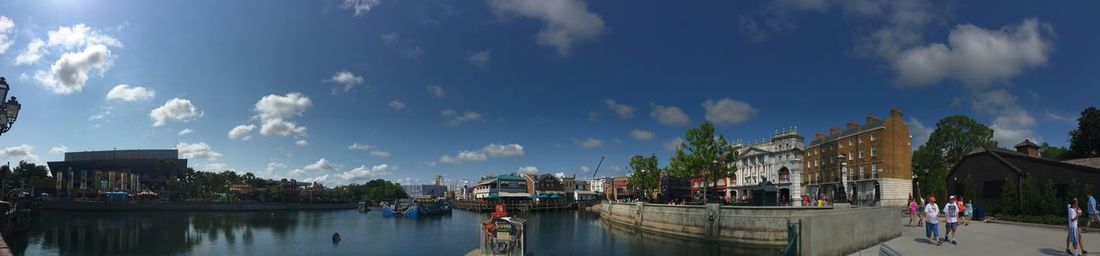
<box><xmin>943</xmin><ymin>195</ymin><xmax>960</xmax><ymax>245</ymax></box>
<box><xmin>925</xmin><ymin>196</ymin><xmax>941</xmax><ymax>246</ymax></box>
<box><xmin>1069</xmin><ymin>200</ymin><xmax>1083</xmax><ymax>255</ymax></box>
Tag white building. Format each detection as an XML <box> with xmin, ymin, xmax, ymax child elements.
<box><xmin>730</xmin><ymin>128</ymin><xmax>804</xmax><ymax>206</ymax></box>
<box><xmin>589</xmin><ymin>177</ymin><xmax>610</xmax><ymax>194</ymax></box>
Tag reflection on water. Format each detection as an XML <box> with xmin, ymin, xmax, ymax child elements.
<box><xmin>9</xmin><ymin>209</ymin><xmax>777</xmax><ymax>256</ymax></box>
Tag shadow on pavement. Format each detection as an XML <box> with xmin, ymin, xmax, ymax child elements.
<box><xmin>1038</xmin><ymin>248</ymin><xmax>1069</xmax><ymax>256</ymax></box>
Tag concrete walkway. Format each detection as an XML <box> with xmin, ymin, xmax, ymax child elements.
<box><xmin>850</xmin><ymin>216</ymin><xmax>1099</xmax><ymax>256</ymax></box>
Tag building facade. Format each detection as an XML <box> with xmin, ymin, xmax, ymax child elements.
<box><xmin>472</xmin><ymin>174</ymin><xmax>529</xmax><ymax>199</ymax></box>
<box><xmin>47</xmin><ymin>149</ymin><xmax>188</xmax><ymax>196</ymax></box>
<box><xmin>730</xmin><ymin>128</ymin><xmax>805</xmax><ymax>205</ymax></box>
<box><xmin>946</xmin><ymin>139</ymin><xmax>1100</xmax><ymax>208</ymax></box>
<box><xmin>802</xmin><ymin>108</ymin><xmax>912</xmax><ymax>206</ymax></box>
<box><xmin>402</xmin><ymin>184</ymin><xmax>448</xmax><ymax>199</ymax></box>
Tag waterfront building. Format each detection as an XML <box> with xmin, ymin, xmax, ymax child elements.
<box><xmin>402</xmin><ymin>184</ymin><xmax>448</xmax><ymax>199</ymax></box>
<box><xmin>525</xmin><ymin>173</ymin><xmax>565</xmax><ymax>198</ymax></box>
<box><xmin>473</xmin><ymin>174</ymin><xmax>529</xmax><ymax>199</ymax></box>
<box><xmin>47</xmin><ymin>149</ymin><xmax>187</xmax><ymax>197</ymax></box>
<box><xmin>802</xmin><ymin>108</ymin><xmax>912</xmax><ymax>206</ymax></box>
<box><xmin>607</xmin><ymin>177</ymin><xmax>634</xmax><ymax>200</ymax></box>
<box><xmin>946</xmin><ymin>139</ymin><xmax>1100</xmax><ymax>208</ymax></box>
<box><xmin>729</xmin><ymin>128</ymin><xmax>805</xmax><ymax>205</ymax></box>
<box><xmin>590</xmin><ymin>177</ymin><xmax>610</xmax><ymax>194</ymax></box>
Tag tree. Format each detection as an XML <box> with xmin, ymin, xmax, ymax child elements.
<box><xmin>999</xmin><ymin>178</ymin><xmax>1018</xmax><ymax>215</ymax></box>
<box><xmin>962</xmin><ymin>174</ymin><xmax>976</xmax><ymax>203</ymax></box>
<box><xmin>913</xmin><ymin>115</ymin><xmax>996</xmax><ymax>203</ymax></box>
<box><xmin>627</xmin><ymin>155</ymin><xmax>661</xmax><ymax>201</ymax></box>
<box><xmin>1069</xmin><ymin>106</ymin><xmax>1100</xmax><ymax>158</ymax></box>
<box><xmin>667</xmin><ymin>121</ymin><xmax>736</xmax><ymax>202</ymax></box>
<box><xmin>1039</xmin><ymin>143</ymin><xmax>1070</xmax><ymax>160</ymax></box>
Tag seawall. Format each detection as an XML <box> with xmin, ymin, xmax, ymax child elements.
<box><xmin>600</xmin><ymin>202</ymin><xmax>901</xmax><ymax>256</ymax></box>
<box><xmin>42</xmin><ymin>201</ymin><xmax>357</xmax><ymax>211</ymax></box>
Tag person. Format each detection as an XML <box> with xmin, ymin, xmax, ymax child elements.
<box><xmin>1088</xmin><ymin>194</ymin><xmax>1098</xmax><ymax>233</ymax></box>
<box><xmin>817</xmin><ymin>197</ymin><xmax>824</xmax><ymax>207</ymax></box>
<box><xmin>1077</xmin><ymin>200</ymin><xmax>1089</xmax><ymax>255</ymax></box>
<box><xmin>925</xmin><ymin>196</ymin><xmax>941</xmax><ymax>245</ymax></box>
<box><xmin>965</xmin><ymin>199</ymin><xmax>974</xmax><ymax>226</ymax></box>
<box><xmin>917</xmin><ymin>198</ymin><xmax>925</xmax><ymax>227</ymax></box>
<box><xmin>908</xmin><ymin>198</ymin><xmax>919</xmax><ymax>227</ymax></box>
<box><xmin>943</xmin><ymin>195</ymin><xmax>960</xmax><ymax>245</ymax></box>
<box><xmin>957</xmin><ymin>196</ymin><xmax>968</xmax><ymax>226</ymax></box>
<box><xmin>1070</xmin><ymin>200</ymin><xmax>1082</xmax><ymax>255</ymax></box>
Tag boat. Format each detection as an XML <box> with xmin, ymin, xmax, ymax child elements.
<box><xmin>418</xmin><ymin>199</ymin><xmax>452</xmax><ymax>215</ymax></box>
<box><xmin>358</xmin><ymin>201</ymin><xmax>371</xmax><ymax>212</ymax></box>
<box><xmin>476</xmin><ymin>203</ymin><xmax>527</xmax><ymax>256</ymax></box>
<box><xmin>382</xmin><ymin>199</ymin><xmax>420</xmax><ymax>218</ymax></box>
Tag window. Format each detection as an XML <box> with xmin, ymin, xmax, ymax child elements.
<box><xmin>858</xmin><ymin>136</ymin><xmax>863</xmax><ymax>144</ymax></box>
<box><xmin>870</xmin><ymin>133</ymin><xmax>876</xmax><ymax>141</ymax></box>
<box><xmin>859</xmin><ymin>149</ymin><xmax>864</xmax><ymax>159</ymax></box>
<box><xmin>871</xmin><ymin>164</ymin><xmax>878</xmax><ymax>178</ymax></box>
<box><xmin>870</xmin><ymin>146</ymin><xmax>877</xmax><ymax>157</ymax></box>
<box><xmin>848</xmin><ymin>140</ymin><xmax>853</xmax><ymax>146</ymax></box>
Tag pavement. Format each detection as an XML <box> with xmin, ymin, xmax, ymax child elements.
<box><xmin>849</xmin><ymin>216</ymin><xmax>1100</xmax><ymax>256</ymax></box>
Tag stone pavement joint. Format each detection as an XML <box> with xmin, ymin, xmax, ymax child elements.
<box><xmin>849</xmin><ymin>216</ymin><xmax>1097</xmax><ymax>256</ymax></box>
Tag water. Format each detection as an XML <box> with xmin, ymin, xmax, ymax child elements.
<box><xmin>7</xmin><ymin>209</ymin><xmax>778</xmax><ymax>255</ymax></box>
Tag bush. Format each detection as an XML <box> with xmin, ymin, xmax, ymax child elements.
<box><xmin>995</xmin><ymin>214</ymin><xmax>1074</xmax><ymax>226</ymax></box>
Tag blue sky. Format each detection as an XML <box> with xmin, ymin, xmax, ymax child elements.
<box><xmin>0</xmin><ymin>0</ymin><xmax>1096</xmax><ymax>186</ymax></box>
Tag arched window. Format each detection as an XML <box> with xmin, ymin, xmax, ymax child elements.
<box><xmin>778</xmin><ymin>167</ymin><xmax>790</xmax><ymax>182</ymax></box>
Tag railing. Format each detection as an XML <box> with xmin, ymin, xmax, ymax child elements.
<box><xmin>779</xmin><ymin>219</ymin><xmax>801</xmax><ymax>256</ymax></box>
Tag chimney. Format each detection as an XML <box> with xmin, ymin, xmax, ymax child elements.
<box><xmin>830</xmin><ymin>128</ymin><xmax>840</xmax><ymax>136</ymax></box>
<box><xmin>815</xmin><ymin>132</ymin><xmax>825</xmax><ymax>141</ymax></box>
<box><xmin>890</xmin><ymin>108</ymin><xmax>904</xmax><ymax>119</ymax></box>
<box><xmin>847</xmin><ymin>121</ymin><xmax>860</xmax><ymax>131</ymax></box>
<box><xmin>866</xmin><ymin>115</ymin><xmax>879</xmax><ymax>124</ymax></box>
<box><xmin>1014</xmin><ymin>138</ymin><xmax>1041</xmax><ymax>157</ymax></box>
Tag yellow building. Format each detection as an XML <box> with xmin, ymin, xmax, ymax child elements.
<box><xmin>802</xmin><ymin>108</ymin><xmax>912</xmax><ymax>206</ymax></box>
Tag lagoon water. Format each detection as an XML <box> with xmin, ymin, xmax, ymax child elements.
<box><xmin>8</xmin><ymin>209</ymin><xmax>777</xmax><ymax>255</ymax></box>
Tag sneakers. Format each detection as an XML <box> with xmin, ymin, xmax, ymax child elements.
<box><xmin>952</xmin><ymin>240</ymin><xmax>958</xmax><ymax>245</ymax></box>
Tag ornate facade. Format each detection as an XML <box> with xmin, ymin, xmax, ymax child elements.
<box><xmin>729</xmin><ymin>128</ymin><xmax>805</xmax><ymax>205</ymax></box>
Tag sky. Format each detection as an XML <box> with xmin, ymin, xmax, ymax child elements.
<box><xmin>0</xmin><ymin>0</ymin><xmax>1096</xmax><ymax>187</ymax></box>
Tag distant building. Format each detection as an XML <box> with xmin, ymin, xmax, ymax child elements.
<box><xmin>473</xmin><ymin>174</ymin><xmax>529</xmax><ymax>199</ymax></box>
<box><xmin>607</xmin><ymin>177</ymin><xmax>633</xmax><ymax>200</ymax></box>
<box><xmin>730</xmin><ymin>128</ymin><xmax>805</xmax><ymax>205</ymax></box>
<box><xmin>47</xmin><ymin>149</ymin><xmax>188</xmax><ymax>195</ymax></box>
<box><xmin>802</xmin><ymin>108</ymin><xmax>912</xmax><ymax>206</ymax></box>
<box><xmin>658</xmin><ymin>175</ymin><xmax>691</xmax><ymax>202</ymax></box>
<box><xmin>947</xmin><ymin>139</ymin><xmax>1100</xmax><ymax>208</ymax></box>
<box><xmin>590</xmin><ymin>177</ymin><xmax>610</xmax><ymax>194</ymax></box>
<box><xmin>526</xmin><ymin>174</ymin><xmax>565</xmax><ymax>198</ymax></box>
<box><xmin>402</xmin><ymin>184</ymin><xmax>448</xmax><ymax>199</ymax></box>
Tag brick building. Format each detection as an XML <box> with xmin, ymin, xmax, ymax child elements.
<box><xmin>802</xmin><ymin>108</ymin><xmax>913</xmax><ymax>206</ymax></box>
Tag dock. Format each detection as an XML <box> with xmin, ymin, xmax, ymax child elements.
<box><xmin>452</xmin><ymin>199</ymin><xmax>588</xmax><ymax>212</ymax></box>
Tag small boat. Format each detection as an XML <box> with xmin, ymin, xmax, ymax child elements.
<box><xmin>358</xmin><ymin>201</ymin><xmax>371</xmax><ymax>212</ymax></box>
<box><xmin>477</xmin><ymin>203</ymin><xmax>527</xmax><ymax>256</ymax></box>
<box><xmin>418</xmin><ymin>200</ymin><xmax>452</xmax><ymax>215</ymax></box>
<box><xmin>382</xmin><ymin>199</ymin><xmax>419</xmax><ymax>218</ymax></box>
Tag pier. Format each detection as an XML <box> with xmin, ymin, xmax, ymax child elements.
<box><xmin>451</xmin><ymin>199</ymin><xmax>583</xmax><ymax>212</ymax></box>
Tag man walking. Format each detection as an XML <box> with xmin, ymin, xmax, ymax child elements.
<box><xmin>1087</xmin><ymin>193</ymin><xmax>1098</xmax><ymax>232</ymax></box>
<box><xmin>925</xmin><ymin>196</ymin><xmax>941</xmax><ymax>245</ymax></box>
<box><xmin>943</xmin><ymin>195</ymin><xmax>960</xmax><ymax>245</ymax></box>
<box><xmin>1070</xmin><ymin>200</ymin><xmax>1083</xmax><ymax>255</ymax></box>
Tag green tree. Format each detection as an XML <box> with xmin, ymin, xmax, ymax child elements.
<box><xmin>667</xmin><ymin>121</ymin><xmax>736</xmax><ymax>202</ymax></box>
<box><xmin>913</xmin><ymin>115</ymin><xmax>996</xmax><ymax>203</ymax></box>
<box><xmin>962</xmin><ymin>174</ymin><xmax>977</xmax><ymax>203</ymax></box>
<box><xmin>627</xmin><ymin>155</ymin><xmax>661</xmax><ymax>201</ymax></box>
<box><xmin>1069</xmin><ymin>106</ymin><xmax>1100</xmax><ymax>158</ymax></box>
<box><xmin>1039</xmin><ymin>143</ymin><xmax>1070</xmax><ymax>160</ymax></box>
<box><xmin>999</xmin><ymin>178</ymin><xmax>1018</xmax><ymax>215</ymax></box>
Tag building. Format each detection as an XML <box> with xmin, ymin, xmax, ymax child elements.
<box><xmin>525</xmin><ymin>173</ymin><xmax>565</xmax><ymax>198</ymax></box>
<box><xmin>946</xmin><ymin>139</ymin><xmax>1100</xmax><ymax>207</ymax></box>
<box><xmin>590</xmin><ymin>177</ymin><xmax>610</xmax><ymax>194</ymax></box>
<box><xmin>658</xmin><ymin>175</ymin><xmax>691</xmax><ymax>202</ymax></box>
<box><xmin>802</xmin><ymin>108</ymin><xmax>912</xmax><ymax>206</ymax></box>
<box><xmin>47</xmin><ymin>149</ymin><xmax>188</xmax><ymax>196</ymax></box>
<box><xmin>472</xmin><ymin>174</ymin><xmax>529</xmax><ymax>199</ymax></box>
<box><xmin>730</xmin><ymin>128</ymin><xmax>805</xmax><ymax>205</ymax></box>
<box><xmin>607</xmin><ymin>177</ymin><xmax>633</xmax><ymax>200</ymax></box>
<box><xmin>402</xmin><ymin>184</ymin><xmax>448</xmax><ymax>199</ymax></box>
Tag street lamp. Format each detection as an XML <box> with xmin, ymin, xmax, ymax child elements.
<box><xmin>0</xmin><ymin>77</ymin><xmax>23</xmax><ymax>136</ymax></box>
<box><xmin>837</xmin><ymin>154</ymin><xmax>848</xmax><ymax>204</ymax></box>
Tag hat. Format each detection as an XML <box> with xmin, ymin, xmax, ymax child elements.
<box><xmin>949</xmin><ymin>195</ymin><xmax>956</xmax><ymax>200</ymax></box>
<box><xmin>929</xmin><ymin>196</ymin><xmax>936</xmax><ymax>202</ymax></box>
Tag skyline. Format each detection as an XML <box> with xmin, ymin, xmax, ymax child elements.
<box><xmin>0</xmin><ymin>0</ymin><xmax>1097</xmax><ymax>186</ymax></box>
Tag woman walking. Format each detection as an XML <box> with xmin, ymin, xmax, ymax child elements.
<box><xmin>908</xmin><ymin>198</ymin><xmax>919</xmax><ymax>227</ymax></box>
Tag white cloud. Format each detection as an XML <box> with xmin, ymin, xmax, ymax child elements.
<box><xmin>517</xmin><ymin>166</ymin><xmax>540</xmax><ymax>175</ymax></box>
<box><xmin>199</xmin><ymin>163</ymin><xmax>230</xmax><ymax>172</ymax></box>
<box><xmin>14</xmin><ymin>39</ymin><xmax>44</xmax><ymax>65</ymax></box>
<box><xmin>45</xmin><ymin>23</ymin><xmax>123</xmax><ymax>49</ymax></box>
<box><xmin>664</xmin><ymin>137</ymin><xmax>684</xmax><ymax>151</ymax></box>
<box><xmin>325</xmin><ymin>70</ymin><xmax>364</xmax><ymax>92</ymax></box>
<box><xmin>341</xmin><ymin>0</ymin><xmax>380</xmax><ymax>17</ymax></box>
<box><xmin>150</xmin><ymin>98</ymin><xmax>201</xmax><ymax>127</ymax></box>
<box><xmin>426</xmin><ymin>85</ymin><xmax>446</xmax><ymax>99</ymax></box>
<box><xmin>370</xmin><ymin>150</ymin><xmax>391</xmax><ymax>158</ymax></box>
<box><xmin>338</xmin><ymin>164</ymin><xmax>395</xmax><ymax>184</ymax></box>
<box><xmin>554</xmin><ymin>172</ymin><xmax>566</xmax><ymax>178</ymax></box>
<box><xmin>465</xmin><ymin>50</ymin><xmax>491</xmax><ymax>69</ymax></box>
<box><xmin>89</xmin><ymin>108</ymin><xmax>111</xmax><ymax>121</ymax></box>
<box><xmin>304</xmin><ymin>174</ymin><xmax>329</xmax><ymax>184</ymax></box>
<box><xmin>481</xmin><ymin>143</ymin><xmax>525</xmax><ymax>157</ymax></box>
<box><xmin>178</xmin><ymin>129</ymin><xmax>193</xmax><ymax>136</ymax></box>
<box><xmin>440</xmin><ymin>150</ymin><xmax>487</xmax><ymax>164</ymax></box>
<box><xmin>389</xmin><ymin>99</ymin><xmax>406</xmax><ymax>111</ymax></box>
<box><xmin>487</xmin><ymin>0</ymin><xmax>606</xmax><ymax>55</ymax></box>
<box><xmin>260</xmin><ymin>118</ymin><xmax>308</xmax><ymax>137</ymax></box>
<box><xmin>266</xmin><ymin>161</ymin><xmax>287</xmax><ymax>172</ymax></box>
<box><xmin>347</xmin><ymin>143</ymin><xmax>374</xmax><ymax>150</ymax></box>
<box><xmin>604</xmin><ymin>99</ymin><xmax>634</xmax><ymax>119</ymax></box>
<box><xmin>894</xmin><ymin>19</ymin><xmax>1052</xmax><ymax>87</ymax></box>
<box><xmin>630</xmin><ymin>129</ymin><xmax>655</xmax><ymax>141</ymax></box>
<box><xmin>702</xmin><ymin>98</ymin><xmax>757</xmax><ymax>126</ymax></box>
<box><xmin>296</xmin><ymin>139</ymin><xmax>309</xmax><ymax>146</ymax></box>
<box><xmin>34</xmin><ymin>44</ymin><xmax>112</xmax><ymax>94</ymax></box>
<box><xmin>253</xmin><ymin>93</ymin><xmax>312</xmax><ymax>140</ymax></box>
<box><xmin>105</xmin><ymin>84</ymin><xmax>155</xmax><ymax>101</ymax></box>
<box><xmin>402</xmin><ymin>46</ymin><xmax>425</xmax><ymax>59</ymax></box>
<box><xmin>0</xmin><ymin>16</ymin><xmax>13</xmax><ymax>54</ymax></box>
<box><xmin>441</xmin><ymin>108</ymin><xmax>485</xmax><ymax>126</ymax></box>
<box><xmin>967</xmin><ymin>89</ymin><xmax>1037</xmax><ymax>146</ymax></box>
<box><xmin>578</xmin><ymin>138</ymin><xmax>603</xmax><ymax>149</ymax></box>
<box><xmin>579</xmin><ymin>166</ymin><xmax>591</xmax><ymax>173</ymax></box>
<box><xmin>905</xmin><ymin>118</ymin><xmax>931</xmax><ymax>148</ymax></box>
<box><xmin>228</xmin><ymin>124</ymin><xmax>256</xmax><ymax>140</ymax></box>
<box><xmin>176</xmin><ymin>142</ymin><xmax>222</xmax><ymax>161</ymax></box>
<box><xmin>304</xmin><ymin>158</ymin><xmax>337</xmax><ymax>173</ymax></box>
<box><xmin>49</xmin><ymin>145</ymin><xmax>68</xmax><ymax>155</ymax></box>
<box><xmin>0</xmin><ymin>144</ymin><xmax>40</xmax><ymax>164</ymax></box>
<box><xmin>651</xmin><ymin>104</ymin><xmax>691</xmax><ymax>126</ymax></box>
<box><xmin>380</xmin><ymin>32</ymin><xmax>400</xmax><ymax>45</ymax></box>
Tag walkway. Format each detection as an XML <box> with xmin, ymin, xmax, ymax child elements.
<box><xmin>851</xmin><ymin>216</ymin><xmax>1099</xmax><ymax>256</ymax></box>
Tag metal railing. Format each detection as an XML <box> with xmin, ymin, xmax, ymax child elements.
<box><xmin>780</xmin><ymin>219</ymin><xmax>801</xmax><ymax>256</ymax></box>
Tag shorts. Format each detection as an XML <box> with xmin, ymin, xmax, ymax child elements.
<box><xmin>1091</xmin><ymin>213</ymin><xmax>1100</xmax><ymax>223</ymax></box>
<box><xmin>946</xmin><ymin>222</ymin><xmax>958</xmax><ymax>232</ymax></box>
<box><xmin>926</xmin><ymin>222</ymin><xmax>940</xmax><ymax>239</ymax></box>
<box><xmin>1070</xmin><ymin>226</ymin><xmax>1080</xmax><ymax>246</ymax></box>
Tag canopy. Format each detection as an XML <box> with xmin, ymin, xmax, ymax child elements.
<box><xmin>487</xmin><ymin>194</ymin><xmax>499</xmax><ymax>199</ymax></box>
<box><xmin>549</xmin><ymin>194</ymin><xmax>561</xmax><ymax>199</ymax></box>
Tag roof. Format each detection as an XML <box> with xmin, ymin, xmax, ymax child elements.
<box><xmin>947</xmin><ymin>145</ymin><xmax>1100</xmax><ymax>179</ymax></box>
<box><xmin>808</xmin><ymin>119</ymin><xmax>885</xmax><ymax>147</ymax></box>
<box><xmin>1064</xmin><ymin>157</ymin><xmax>1100</xmax><ymax>169</ymax></box>
<box><xmin>1015</xmin><ymin>139</ymin><xmax>1039</xmax><ymax>148</ymax></box>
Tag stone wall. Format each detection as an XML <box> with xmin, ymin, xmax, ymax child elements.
<box><xmin>601</xmin><ymin>202</ymin><xmax>901</xmax><ymax>256</ymax></box>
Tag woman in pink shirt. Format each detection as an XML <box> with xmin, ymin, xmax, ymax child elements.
<box><xmin>908</xmin><ymin>199</ymin><xmax>919</xmax><ymax>227</ymax></box>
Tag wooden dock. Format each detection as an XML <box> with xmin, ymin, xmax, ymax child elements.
<box><xmin>452</xmin><ymin>199</ymin><xmax>578</xmax><ymax>212</ymax></box>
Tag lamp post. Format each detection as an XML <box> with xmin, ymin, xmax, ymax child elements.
<box><xmin>0</xmin><ymin>77</ymin><xmax>23</xmax><ymax>136</ymax></box>
<box><xmin>837</xmin><ymin>154</ymin><xmax>848</xmax><ymax>204</ymax></box>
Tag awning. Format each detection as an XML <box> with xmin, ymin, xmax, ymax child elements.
<box><xmin>574</xmin><ymin>190</ymin><xmax>597</xmax><ymax>195</ymax></box>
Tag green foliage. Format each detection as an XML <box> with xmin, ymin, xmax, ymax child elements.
<box><xmin>913</xmin><ymin>115</ymin><xmax>996</xmax><ymax>204</ymax></box>
<box><xmin>962</xmin><ymin>175</ymin><xmax>976</xmax><ymax>202</ymax></box>
<box><xmin>1039</xmin><ymin>143</ymin><xmax>1070</xmax><ymax>160</ymax></box>
<box><xmin>995</xmin><ymin>214</ymin><xmax>1070</xmax><ymax>225</ymax></box>
<box><xmin>999</xmin><ymin>178</ymin><xmax>1018</xmax><ymax>215</ymax></box>
<box><xmin>332</xmin><ymin>179</ymin><xmax>408</xmax><ymax>204</ymax></box>
<box><xmin>627</xmin><ymin>155</ymin><xmax>662</xmax><ymax>201</ymax></box>
<box><xmin>667</xmin><ymin>122</ymin><xmax>737</xmax><ymax>195</ymax></box>
<box><xmin>1069</xmin><ymin>106</ymin><xmax>1100</xmax><ymax>158</ymax></box>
